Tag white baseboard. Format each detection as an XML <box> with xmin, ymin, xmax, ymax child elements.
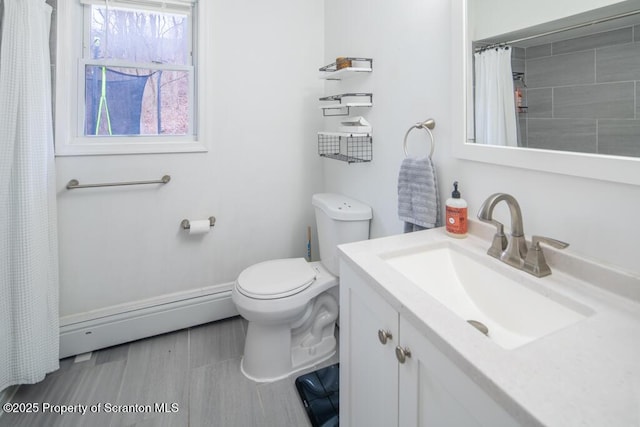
<box><xmin>59</xmin><ymin>283</ymin><xmax>238</xmax><ymax>358</ymax></box>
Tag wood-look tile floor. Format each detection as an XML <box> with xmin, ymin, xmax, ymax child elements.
<box><xmin>0</xmin><ymin>316</ymin><xmax>339</xmax><ymax>427</ymax></box>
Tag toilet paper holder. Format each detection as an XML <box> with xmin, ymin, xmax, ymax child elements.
<box><xmin>181</xmin><ymin>216</ymin><xmax>216</xmax><ymax>230</ymax></box>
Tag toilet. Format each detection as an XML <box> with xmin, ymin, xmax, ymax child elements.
<box><xmin>232</xmin><ymin>193</ymin><xmax>372</xmax><ymax>382</ymax></box>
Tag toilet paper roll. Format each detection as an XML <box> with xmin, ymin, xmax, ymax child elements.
<box><xmin>188</xmin><ymin>219</ymin><xmax>211</xmax><ymax>235</ymax></box>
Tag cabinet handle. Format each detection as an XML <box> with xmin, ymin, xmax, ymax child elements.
<box><xmin>395</xmin><ymin>345</ymin><xmax>412</xmax><ymax>364</ymax></box>
<box><xmin>377</xmin><ymin>329</ymin><xmax>393</xmax><ymax>345</ymax></box>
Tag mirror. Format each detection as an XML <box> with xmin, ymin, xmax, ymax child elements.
<box><xmin>451</xmin><ymin>0</ymin><xmax>640</xmax><ymax>185</ymax></box>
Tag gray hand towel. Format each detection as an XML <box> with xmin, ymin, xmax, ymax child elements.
<box><xmin>397</xmin><ymin>157</ymin><xmax>441</xmax><ymax>230</ymax></box>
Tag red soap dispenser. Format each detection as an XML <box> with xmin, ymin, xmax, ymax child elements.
<box><xmin>445</xmin><ymin>181</ymin><xmax>468</xmax><ymax>238</ymax></box>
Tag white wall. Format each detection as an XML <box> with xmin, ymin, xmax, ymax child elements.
<box><xmin>323</xmin><ymin>0</ymin><xmax>640</xmax><ymax>277</ymax></box>
<box><xmin>322</xmin><ymin>0</ymin><xmax>453</xmax><ymax>239</ymax></box>
<box><xmin>55</xmin><ymin>0</ymin><xmax>325</xmax><ymax>318</ymax></box>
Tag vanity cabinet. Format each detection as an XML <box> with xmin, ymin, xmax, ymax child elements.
<box><xmin>339</xmin><ymin>261</ymin><xmax>519</xmax><ymax>427</ymax></box>
<box><xmin>340</xmin><ymin>261</ymin><xmax>398</xmax><ymax>427</ymax></box>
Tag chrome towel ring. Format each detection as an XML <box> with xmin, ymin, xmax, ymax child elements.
<box><xmin>403</xmin><ymin>118</ymin><xmax>436</xmax><ymax>158</ymax></box>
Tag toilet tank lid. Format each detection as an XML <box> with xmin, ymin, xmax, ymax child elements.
<box><xmin>312</xmin><ymin>193</ymin><xmax>372</xmax><ymax>221</ymax></box>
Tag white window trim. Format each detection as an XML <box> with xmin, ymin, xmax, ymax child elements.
<box><xmin>79</xmin><ymin>0</ymin><xmax>196</xmax><ymax>12</ymax></box>
<box><xmin>55</xmin><ymin>0</ymin><xmax>208</xmax><ymax>156</ymax></box>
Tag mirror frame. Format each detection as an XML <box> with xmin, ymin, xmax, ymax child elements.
<box><xmin>451</xmin><ymin>0</ymin><xmax>640</xmax><ymax>186</ymax></box>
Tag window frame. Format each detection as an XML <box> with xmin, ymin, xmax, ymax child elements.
<box><xmin>55</xmin><ymin>0</ymin><xmax>207</xmax><ymax>156</ymax></box>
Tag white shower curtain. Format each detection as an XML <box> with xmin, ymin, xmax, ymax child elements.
<box><xmin>0</xmin><ymin>0</ymin><xmax>60</xmax><ymax>391</ymax></box>
<box><xmin>474</xmin><ymin>47</ymin><xmax>518</xmax><ymax>147</ymax></box>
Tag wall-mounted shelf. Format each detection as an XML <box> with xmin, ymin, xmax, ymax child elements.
<box><xmin>319</xmin><ymin>131</ymin><xmax>371</xmax><ymax>137</ymax></box>
<box><xmin>319</xmin><ymin>57</ymin><xmax>373</xmax><ymax>80</ymax></box>
<box><xmin>317</xmin><ymin>57</ymin><xmax>373</xmax><ymax>163</ymax></box>
<box><xmin>319</xmin><ymin>93</ymin><xmax>373</xmax><ymax>116</ymax></box>
<box><xmin>318</xmin><ymin>132</ymin><xmax>372</xmax><ymax>164</ymax></box>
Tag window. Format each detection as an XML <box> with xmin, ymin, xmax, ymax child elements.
<box><xmin>56</xmin><ymin>0</ymin><xmax>205</xmax><ymax>155</ymax></box>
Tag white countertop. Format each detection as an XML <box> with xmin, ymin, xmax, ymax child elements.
<box><xmin>338</xmin><ymin>221</ymin><xmax>640</xmax><ymax>427</ymax></box>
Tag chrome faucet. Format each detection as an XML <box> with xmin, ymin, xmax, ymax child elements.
<box><xmin>478</xmin><ymin>193</ymin><xmax>528</xmax><ymax>268</ymax></box>
<box><xmin>477</xmin><ymin>193</ymin><xmax>568</xmax><ymax>277</ymax></box>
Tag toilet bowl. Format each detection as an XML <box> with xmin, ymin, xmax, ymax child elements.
<box><xmin>232</xmin><ymin>193</ymin><xmax>372</xmax><ymax>382</ymax></box>
<box><xmin>233</xmin><ymin>260</ymin><xmax>338</xmax><ymax>382</ymax></box>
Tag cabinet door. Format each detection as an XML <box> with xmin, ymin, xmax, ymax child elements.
<box><xmin>398</xmin><ymin>317</ymin><xmax>519</xmax><ymax>427</ymax></box>
<box><xmin>340</xmin><ymin>263</ymin><xmax>399</xmax><ymax>427</ymax></box>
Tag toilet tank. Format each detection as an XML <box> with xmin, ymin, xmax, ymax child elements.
<box><xmin>312</xmin><ymin>193</ymin><xmax>372</xmax><ymax>276</ymax></box>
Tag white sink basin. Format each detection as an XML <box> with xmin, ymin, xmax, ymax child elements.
<box><xmin>382</xmin><ymin>242</ymin><xmax>592</xmax><ymax>349</ymax></box>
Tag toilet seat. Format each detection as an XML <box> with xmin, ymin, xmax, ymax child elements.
<box><xmin>236</xmin><ymin>258</ymin><xmax>316</xmax><ymax>300</ymax></box>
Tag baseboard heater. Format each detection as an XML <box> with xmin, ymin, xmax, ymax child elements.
<box><xmin>59</xmin><ymin>283</ymin><xmax>238</xmax><ymax>359</ymax></box>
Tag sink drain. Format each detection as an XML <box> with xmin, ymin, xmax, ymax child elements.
<box><xmin>467</xmin><ymin>320</ymin><xmax>489</xmax><ymax>336</ymax></box>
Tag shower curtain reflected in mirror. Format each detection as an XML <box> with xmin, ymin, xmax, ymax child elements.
<box><xmin>474</xmin><ymin>46</ymin><xmax>518</xmax><ymax>147</ymax></box>
<box><xmin>0</xmin><ymin>0</ymin><xmax>60</xmax><ymax>391</ymax></box>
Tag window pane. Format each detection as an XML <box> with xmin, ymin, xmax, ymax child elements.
<box><xmin>90</xmin><ymin>5</ymin><xmax>189</xmax><ymax>65</ymax></box>
<box><xmin>84</xmin><ymin>65</ymin><xmax>190</xmax><ymax>136</ymax></box>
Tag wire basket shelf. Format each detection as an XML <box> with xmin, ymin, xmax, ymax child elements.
<box><xmin>318</xmin><ymin>133</ymin><xmax>372</xmax><ymax>164</ymax></box>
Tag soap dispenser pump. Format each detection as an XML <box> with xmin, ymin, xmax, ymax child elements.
<box><xmin>445</xmin><ymin>181</ymin><xmax>468</xmax><ymax>238</ymax></box>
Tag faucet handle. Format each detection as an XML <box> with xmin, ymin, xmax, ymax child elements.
<box><xmin>478</xmin><ymin>218</ymin><xmax>508</xmax><ymax>258</ymax></box>
<box><xmin>523</xmin><ymin>235</ymin><xmax>569</xmax><ymax>277</ymax></box>
<box><xmin>531</xmin><ymin>235</ymin><xmax>569</xmax><ymax>250</ymax></box>
<box><xmin>489</xmin><ymin>224</ymin><xmax>508</xmax><ymax>259</ymax></box>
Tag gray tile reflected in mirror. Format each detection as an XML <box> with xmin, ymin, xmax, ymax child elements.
<box><xmin>527</xmin><ymin>119</ymin><xmax>597</xmax><ymax>153</ymax></box>
<box><xmin>553</xmin><ymin>27</ymin><xmax>631</xmax><ymax>55</ymax></box>
<box><xmin>598</xmin><ymin>120</ymin><xmax>640</xmax><ymax>157</ymax></box>
<box><xmin>510</xmin><ymin>21</ymin><xmax>640</xmax><ymax>158</ymax></box>
<box><xmin>525</xmin><ymin>50</ymin><xmax>595</xmax><ymax>88</ymax></box>
<box><xmin>553</xmin><ymin>82</ymin><xmax>635</xmax><ymax>119</ymax></box>
<box><xmin>525</xmin><ymin>88</ymin><xmax>552</xmax><ymax>118</ymax></box>
<box><xmin>637</xmin><ymin>82</ymin><xmax>640</xmax><ymax>117</ymax></box>
<box><xmin>596</xmin><ymin>42</ymin><xmax>640</xmax><ymax>82</ymax></box>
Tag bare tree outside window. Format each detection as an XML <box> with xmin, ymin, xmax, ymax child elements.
<box><xmin>85</xmin><ymin>5</ymin><xmax>192</xmax><ymax>137</ymax></box>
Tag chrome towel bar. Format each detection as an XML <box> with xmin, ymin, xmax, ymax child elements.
<box><xmin>66</xmin><ymin>175</ymin><xmax>171</xmax><ymax>190</ymax></box>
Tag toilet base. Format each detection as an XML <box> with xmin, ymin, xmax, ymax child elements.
<box><xmin>240</xmin><ymin>322</ymin><xmax>337</xmax><ymax>382</ymax></box>
<box><xmin>234</xmin><ymin>264</ymin><xmax>340</xmax><ymax>383</ymax></box>
<box><xmin>291</xmin><ymin>332</ymin><xmax>336</xmax><ymax>372</ymax></box>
